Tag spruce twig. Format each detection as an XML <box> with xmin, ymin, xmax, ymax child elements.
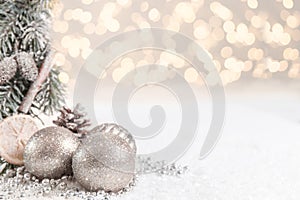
<box><xmin>18</xmin><ymin>50</ymin><xmax>54</xmax><ymax>114</ymax></box>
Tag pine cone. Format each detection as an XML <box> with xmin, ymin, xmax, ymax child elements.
<box><xmin>53</xmin><ymin>104</ymin><xmax>91</xmax><ymax>137</ymax></box>
<box><xmin>0</xmin><ymin>57</ymin><xmax>18</xmax><ymax>85</ymax></box>
<box><xmin>15</xmin><ymin>52</ymin><xmax>39</xmax><ymax>82</ymax></box>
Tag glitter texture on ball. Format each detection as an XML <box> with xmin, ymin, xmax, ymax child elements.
<box><xmin>24</xmin><ymin>126</ymin><xmax>80</xmax><ymax>179</ymax></box>
<box><xmin>72</xmin><ymin>123</ymin><xmax>137</xmax><ymax>192</ymax></box>
<box><xmin>0</xmin><ymin>57</ymin><xmax>18</xmax><ymax>85</ymax></box>
<box><xmin>15</xmin><ymin>52</ymin><xmax>39</xmax><ymax>82</ymax></box>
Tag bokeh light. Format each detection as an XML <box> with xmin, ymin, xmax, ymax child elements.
<box><xmin>51</xmin><ymin>0</ymin><xmax>300</xmax><ymax>87</ymax></box>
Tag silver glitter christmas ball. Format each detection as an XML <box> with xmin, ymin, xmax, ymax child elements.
<box><xmin>0</xmin><ymin>57</ymin><xmax>17</xmax><ymax>84</ymax></box>
<box><xmin>72</xmin><ymin>123</ymin><xmax>137</xmax><ymax>192</ymax></box>
<box><xmin>24</xmin><ymin>126</ymin><xmax>80</xmax><ymax>179</ymax></box>
<box><xmin>15</xmin><ymin>52</ymin><xmax>38</xmax><ymax>82</ymax></box>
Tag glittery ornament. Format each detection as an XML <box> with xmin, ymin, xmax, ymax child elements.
<box><xmin>24</xmin><ymin>126</ymin><xmax>80</xmax><ymax>179</ymax></box>
<box><xmin>0</xmin><ymin>57</ymin><xmax>18</xmax><ymax>84</ymax></box>
<box><xmin>0</xmin><ymin>115</ymin><xmax>39</xmax><ymax>165</ymax></box>
<box><xmin>15</xmin><ymin>52</ymin><xmax>38</xmax><ymax>82</ymax></box>
<box><xmin>72</xmin><ymin>123</ymin><xmax>137</xmax><ymax>192</ymax></box>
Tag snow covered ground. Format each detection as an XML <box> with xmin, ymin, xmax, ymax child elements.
<box><xmin>121</xmin><ymin>80</ymin><xmax>300</xmax><ymax>200</ymax></box>
<box><xmin>3</xmin><ymin>80</ymin><xmax>300</xmax><ymax>200</ymax></box>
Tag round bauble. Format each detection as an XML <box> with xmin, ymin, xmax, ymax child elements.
<box><xmin>24</xmin><ymin>126</ymin><xmax>80</xmax><ymax>179</ymax></box>
<box><xmin>0</xmin><ymin>115</ymin><xmax>39</xmax><ymax>165</ymax></box>
<box><xmin>15</xmin><ymin>52</ymin><xmax>38</xmax><ymax>82</ymax></box>
<box><xmin>0</xmin><ymin>57</ymin><xmax>18</xmax><ymax>84</ymax></box>
<box><xmin>72</xmin><ymin>123</ymin><xmax>137</xmax><ymax>192</ymax></box>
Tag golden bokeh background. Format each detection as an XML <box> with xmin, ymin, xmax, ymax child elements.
<box><xmin>51</xmin><ymin>0</ymin><xmax>300</xmax><ymax>87</ymax></box>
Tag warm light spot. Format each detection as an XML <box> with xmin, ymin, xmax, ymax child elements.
<box><xmin>288</xmin><ymin>67</ymin><xmax>299</xmax><ymax>78</ymax></box>
<box><xmin>194</xmin><ymin>22</ymin><xmax>211</xmax><ymax>40</ymax></box>
<box><xmin>243</xmin><ymin>61</ymin><xmax>253</xmax><ymax>71</ymax></box>
<box><xmin>96</xmin><ymin>23</ymin><xmax>107</xmax><ymax>35</ymax></box>
<box><xmin>283</xmin><ymin>0</ymin><xmax>294</xmax><ymax>9</ymax></box>
<box><xmin>148</xmin><ymin>8</ymin><xmax>161</xmax><ymax>22</ymax></box>
<box><xmin>117</xmin><ymin>0</ymin><xmax>129</xmax><ymax>6</ymax></box>
<box><xmin>55</xmin><ymin>53</ymin><xmax>66</xmax><ymax>66</ymax></box>
<box><xmin>292</xmin><ymin>30</ymin><xmax>300</xmax><ymax>41</ymax></box>
<box><xmin>82</xmin><ymin>0</ymin><xmax>93</xmax><ymax>5</ymax></box>
<box><xmin>280</xmin><ymin>33</ymin><xmax>291</xmax><ymax>45</ymax></box>
<box><xmin>112</xmin><ymin>68</ymin><xmax>124</xmax><ymax>83</ymax></box>
<box><xmin>100</xmin><ymin>3</ymin><xmax>117</xmax><ymax>20</ymax></box>
<box><xmin>61</xmin><ymin>36</ymin><xmax>72</xmax><ymax>48</ymax></box>
<box><xmin>245</xmin><ymin>33</ymin><xmax>255</xmax><ymax>45</ymax></box>
<box><xmin>226</xmin><ymin>32</ymin><xmax>237</xmax><ymax>44</ymax></box>
<box><xmin>210</xmin><ymin>2</ymin><xmax>233</xmax><ymax>21</ymax></box>
<box><xmin>105</xmin><ymin>19</ymin><xmax>120</xmax><ymax>32</ymax></box>
<box><xmin>280</xmin><ymin>10</ymin><xmax>290</xmax><ymax>21</ymax></box>
<box><xmin>140</xmin><ymin>2</ymin><xmax>149</xmax><ymax>12</ymax></box>
<box><xmin>68</xmin><ymin>47</ymin><xmax>80</xmax><ymax>58</ymax></box>
<box><xmin>81</xmin><ymin>48</ymin><xmax>93</xmax><ymax>59</ymax></box>
<box><xmin>272</xmin><ymin>23</ymin><xmax>283</xmax><ymax>33</ymax></box>
<box><xmin>64</xmin><ymin>9</ymin><xmax>73</xmax><ymax>21</ymax></box>
<box><xmin>248</xmin><ymin>48</ymin><xmax>264</xmax><ymax>61</ymax></box>
<box><xmin>251</xmin><ymin>15</ymin><xmax>264</xmax><ymax>28</ymax></box>
<box><xmin>221</xmin><ymin>47</ymin><xmax>233</xmax><ymax>58</ymax></box>
<box><xmin>72</xmin><ymin>9</ymin><xmax>83</xmax><ymax>21</ymax></box>
<box><xmin>79</xmin><ymin>37</ymin><xmax>90</xmax><ymax>50</ymax></box>
<box><xmin>173</xmin><ymin>56</ymin><xmax>185</xmax><ymax>69</ymax></box>
<box><xmin>58</xmin><ymin>72</ymin><xmax>70</xmax><ymax>84</ymax></box>
<box><xmin>247</xmin><ymin>0</ymin><xmax>258</xmax><ymax>9</ymax></box>
<box><xmin>287</xmin><ymin>15</ymin><xmax>299</xmax><ymax>28</ymax></box>
<box><xmin>220</xmin><ymin>70</ymin><xmax>231</xmax><ymax>85</ymax></box>
<box><xmin>164</xmin><ymin>15</ymin><xmax>180</xmax><ymax>32</ymax></box>
<box><xmin>184</xmin><ymin>68</ymin><xmax>198</xmax><ymax>82</ymax></box>
<box><xmin>252</xmin><ymin>68</ymin><xmax>264</xmax><ymax>78</ymax></box>
<box><xmin>237</xmin><ymin>23</ymin><xmax>248</xmax><ymax>33</ymax></box>
<box><xmin>279</xmin><ymin>60</ymin><xmax>289</xmax><ymax>71</ymax></box>
<box><xmin>213</xmin><ymin>60</ymin><xmax>222</xmax><ymax>72</ymax></box>
<box><xmin>212</xmin><ymin>28</ymin><xmax>225</xmax><ymax>40</ymax></box>
<box><xmin>53</xmin><ymin>21</ymin><xmax>69</xmax><ymax>33</ymax></box>
<box><xmin>290</xmin><ymin>49</ymin><xmax>299</xmax><ymax>60</ymax></box>
<box><xmin>175</xmin><ymin>2</ymin><xmax>196</xmax><ymax>23</ymax></box>
<box><xmin>283</xmin><ymin>48</ymin><xmax>292</xmax><ymax>60</ymax></box>
<box><xmin>223</xmin><ymin>21</ymin><xmax>235</xmax><ymax>33</ymax></box>
<box><xmin>268</xmin><ymin>61</ymin><xmax>280</xmax><ymax>72</ymax></box>
<box><xmin>224</xmin><ymin>57</ymin><xmax>236</xmax><ymax>69</ymax></box>
<box><xmin>80</xmin><ymin>12</ymin><xmax>93</xmax><ymax>24</ymax></box>
<box><xmin>121</xmin><ymin>57</ymin><xmax>135</xmax><ymax>69</ymax></box>
<box><xmin>256</xmin><ymin>49</ymin><xmax>264</xmax><ymax>60</ymax></box>
<box><xmin>283</xmin><ymin>48</ymin><xmax>299</xmax><ymax>60</ymax></box>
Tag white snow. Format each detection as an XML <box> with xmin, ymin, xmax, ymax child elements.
<box><xmin>3</xmin><ymin>81</ymin><xmax>300</xmax><ymax>199</ymax></box>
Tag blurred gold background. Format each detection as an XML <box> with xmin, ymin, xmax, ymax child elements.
<box><xmin>51</xmin><ymin>0</ymin><xmax>300</xmax><ymax>87</ymax></box>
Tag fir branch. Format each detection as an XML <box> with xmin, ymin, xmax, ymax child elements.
<box><xmin>0</xmin><ymin>157</ymin><xmax>16</xmax><ymax>175</ymax></box>
<box><xmin>0</xmin><ymin>0</ymin><xmax>51</xmax><ymax>64</ymax></box>
<box><xmin>32</xmin><ymin>67</ymin><xmax>65</xmax><ymax>115</ymax></box>
<box><xmin>0</xmin><ymin>78</ymin><xmax>30</xmax><ymax>120</ymax></box>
